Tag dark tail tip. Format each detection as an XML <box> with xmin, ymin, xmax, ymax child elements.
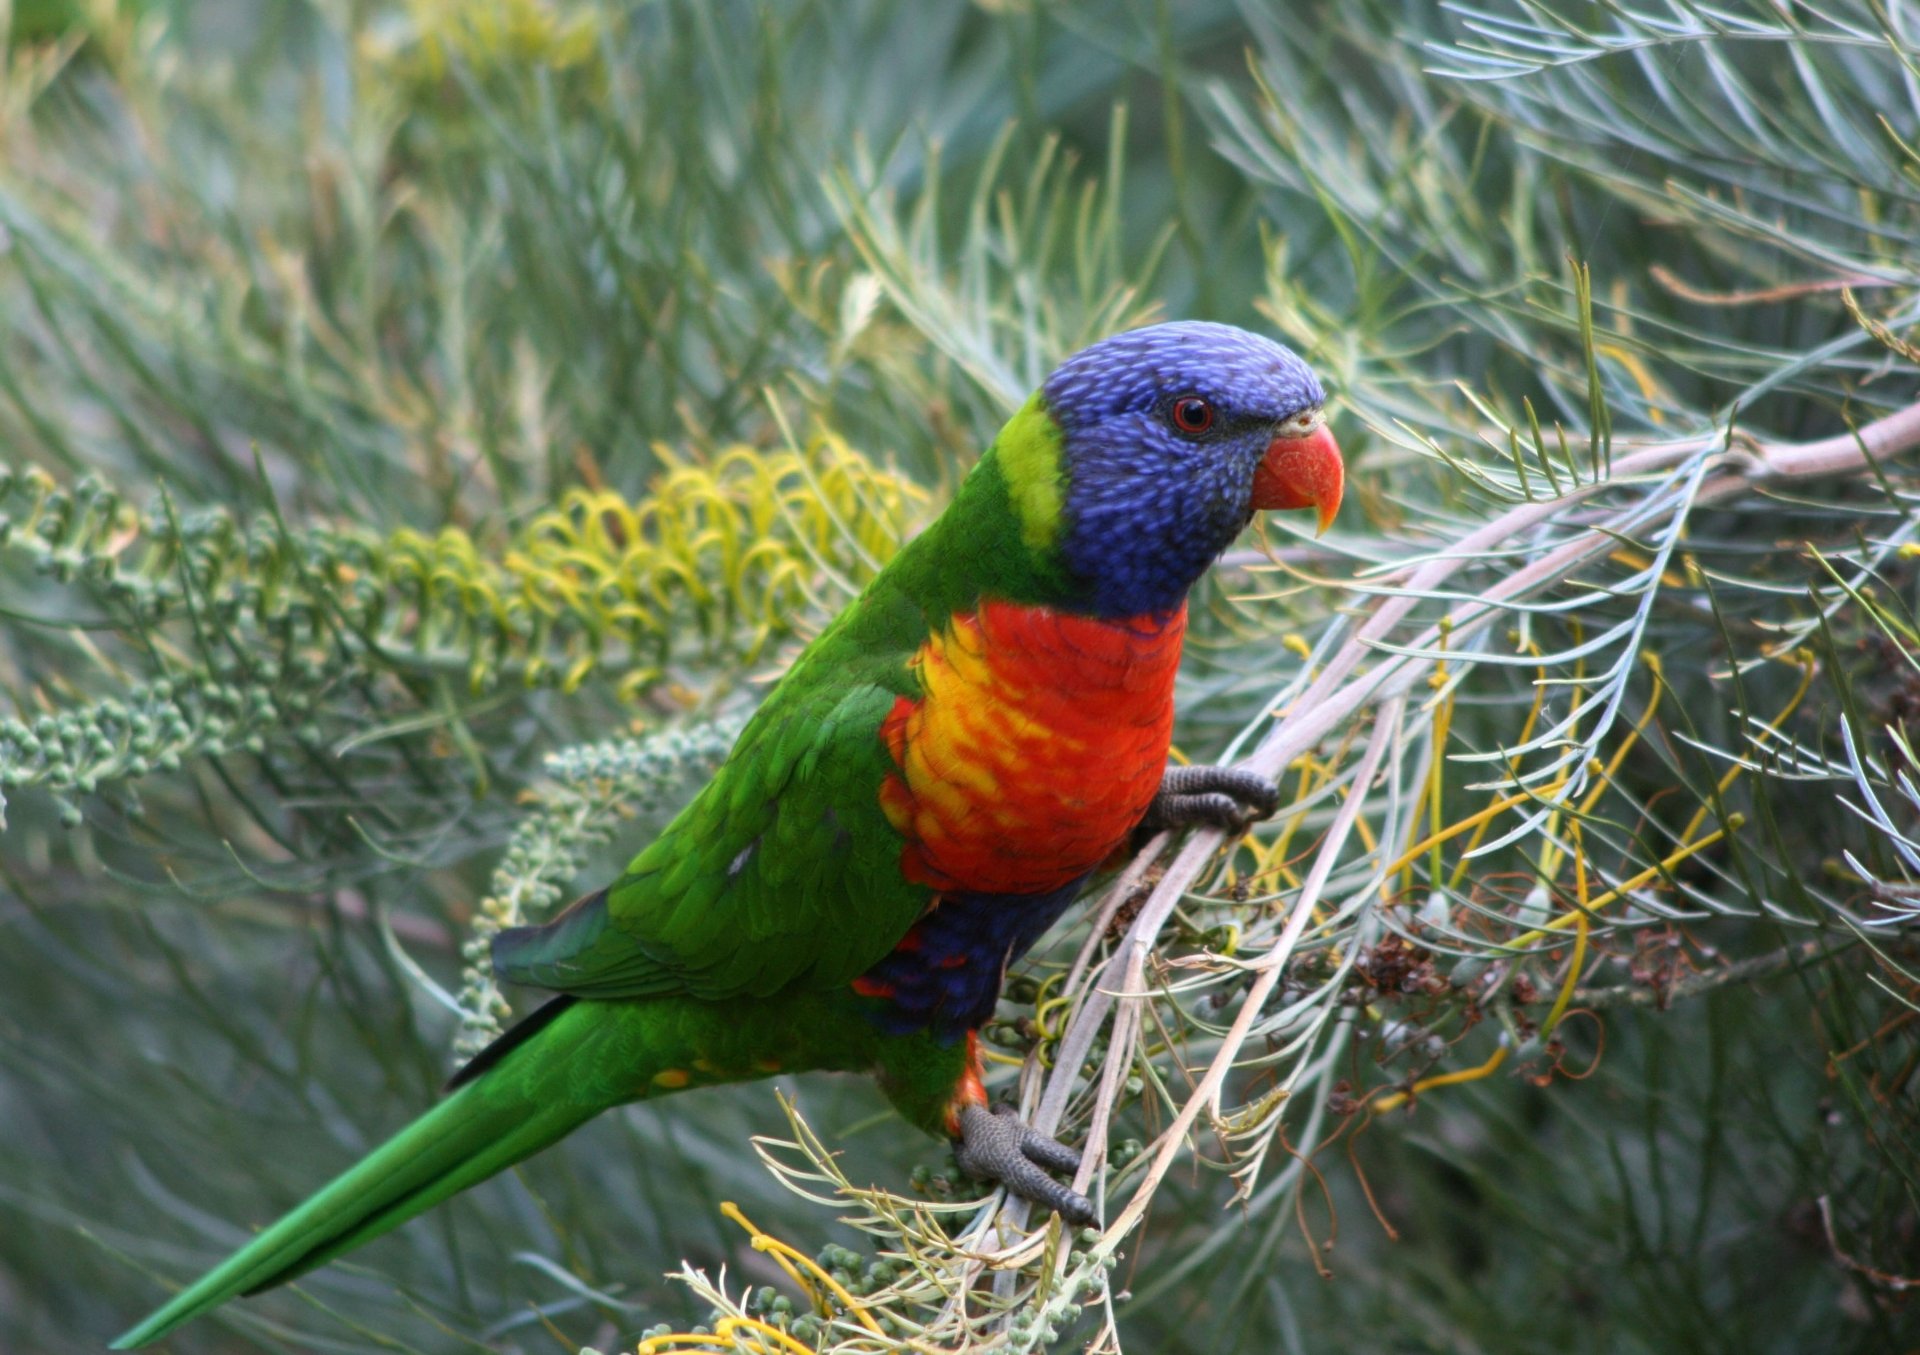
<box><xmin>444</xmin><ymin>993</ymin><xmax>577</xmax><ymax>1091</ymax></box>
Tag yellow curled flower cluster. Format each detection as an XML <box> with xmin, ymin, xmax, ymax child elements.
<box><xmin>363</xmin><ymin>0</ymin><xmax>605</xmax><ymax>84</ymax></box>
<box><xmin>379</xmin><ymin>433</ymin><xmax>930</xmax><ymax>698</ymax></box>
<box><xmin>1</xmin><ymin>431</ymin><xmax>928</xmax><ymax>814</ymax></box>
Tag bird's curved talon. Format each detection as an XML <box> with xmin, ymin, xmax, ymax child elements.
<box><xmin>1141</xmin><ymin>764</ymin><xmax>1281</xmax><ymax>833</ymax></box>
<box><xmin>953</xmin><ymin>1103</ymin><xmax>1099</xmax><ymax>1229</ymax></box>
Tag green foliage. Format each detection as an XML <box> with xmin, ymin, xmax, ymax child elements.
<box><xmin>0</xmin><ymin>431</ymin><xmax>922</xmax><ymax>834</ymax></box>
<box><xmin>2</xmin><ymin>1</ymin><xmax>1918</xmax><ymax>1353</ymax></box>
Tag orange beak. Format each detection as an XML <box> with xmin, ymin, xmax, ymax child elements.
<box><xmin>1250</xmin><ymin>421</ymin><xmax>1344</xmax><ymax>535</ymax></box>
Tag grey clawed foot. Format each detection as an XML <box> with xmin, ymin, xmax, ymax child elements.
<box><xmin>1139</xmin><ymin>764</ymin><xmax>1280</xmax><ymax>833</ymax></box>
<box><xmin>953</xmin><ymin>1103</ymin><xmax>1099</xmax><ymax>1229</ymax></box>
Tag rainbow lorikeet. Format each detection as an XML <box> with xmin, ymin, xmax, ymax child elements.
<box><xmin>114</xmin><ymin>321</ymin><xmax>1344</xmax><ymax>1346</ymax></box>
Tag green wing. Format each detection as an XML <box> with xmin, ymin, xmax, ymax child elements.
<box><xmin>491</xmin><ymin>606</ymin><xmax>932</xmax><ymax>1002</ymax></box>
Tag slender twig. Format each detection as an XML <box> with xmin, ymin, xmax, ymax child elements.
<box><xmin>1017</xmin><ymin>394</ymin><xmax>1920</xmax><ymax>1253</ymax></box>
<box><xmin>1819</xmin><ymin>1195</ymin><xmax>1920</xmax><ymax>1293</ymax></box>
<box><xmin>1568</xmin><ymin>938</ymin><xmax>1840</xmax><ymax>1010</ymax></box>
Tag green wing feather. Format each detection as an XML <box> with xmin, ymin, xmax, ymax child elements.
<box><xmin>492</xmin><ymin>586</ymin><xmax>934</xmax><ymax>1002</ymax></box>
<box><xmin>490</xmin><ymin>426</ymin><xmax>1072</xmax><ymax>1006</ymax></box>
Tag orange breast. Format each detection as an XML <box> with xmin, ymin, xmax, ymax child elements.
<box><xmin>879</xmin><ymin>600</ymin><xmax>1186</xmax><ymax>895</ymax></box>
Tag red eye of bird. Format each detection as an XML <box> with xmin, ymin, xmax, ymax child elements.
<box><xmin>1171</xmin><ymin>396</ymin><xmax>1214</xmax><ymax>435</ymax></box>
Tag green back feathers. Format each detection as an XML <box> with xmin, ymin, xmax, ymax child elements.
<box><xmin>876</xmin><ymin>398</ymin><xmax>1079</xmax><ymax>624</ymax></box>
<box><xmin>488</xmin><ymin>393</ymin><xmax>1085</xmax><ymax>1011</ymax></box>
<box><xmin>493</xmin><ymin>663</ymin><xmax>917</xmax><ymax>1001</ymax></box>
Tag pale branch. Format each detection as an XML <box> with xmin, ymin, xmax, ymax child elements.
<box><xmin>1093</xmin><ymin>696</ymin><xmax>1401</xmax><ymax>1242</ymax></box>
<box><xmin>1820</xmin><ymin>1195</ymin><xmax>1920</xmax><ymax>1294</ymax></box>
<box><xmin>1257</xmin><ymin>397</ymin><xmax>1920</xmax><ymax>785</ymax></box>
<box><xmin>1013</xmin><ymin>393</ymin><xmax>1920</xmax><ymax>1259</ymax></box>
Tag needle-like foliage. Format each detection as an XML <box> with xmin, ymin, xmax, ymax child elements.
<box><xmin>2</xmin><ymin>2</ymin><xmax>1917</xmax><ymax>1353</ymax></box>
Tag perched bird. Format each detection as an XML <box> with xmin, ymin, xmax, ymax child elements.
<box><xmin>115</xmin><ymin>321</ymin><xmax>1343</xmax><ymax>1347</ymax></box>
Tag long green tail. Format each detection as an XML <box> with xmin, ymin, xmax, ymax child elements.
<box><xmin>114</xmin><ymin>997</ymin><xmax>636</xmax><ymax>1348</ymax></box>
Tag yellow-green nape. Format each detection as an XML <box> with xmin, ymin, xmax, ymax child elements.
<box><xmin>994</xmin><ymin>391</ymin><xmax>1066</xmax><ymax>551</ymax></box>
